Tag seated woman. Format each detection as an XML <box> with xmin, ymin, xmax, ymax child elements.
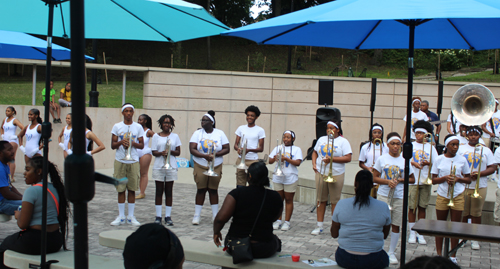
<box><xmin>0</xmin><ymin>156</ymin><xmax>69</xmax><ymax>268</ymax></box>
<box><xmin>331</xmin><ymin>170</ymin><xmax>391</xmax><ymax>269</ymax></box>
<box><xmin>213</xmin><ymin>161</ymin><xmax>283</xmax><ymax>259</ymax></box>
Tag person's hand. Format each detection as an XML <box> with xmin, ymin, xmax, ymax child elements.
<box><xmin>367</xmin><ymin>167</ymin><xmax>373</xmax><ymax>172</ymax></box>
<box><xmin>122</xmin><ymin>138</ymin><xmax>129</xmax><ymax>149</ymax></box>
<box><xmin>204</xmin><ymin>154</ymin><xmax>213</xmax><ymax>161</ymax></box>
<box><xmin>14</xmin><ymin>209</ymin><xmax>20</xmax><ymax>220</ymax></box>
<box><xmin>471</xmin><ymin>172</ymin><xmax>479</xmax><ymax>179</ymax></box>
<box><xmin>313</xmin><ymin>165</ymin><xmax>319</xmax><ymax>174</ymax></box>
<box><xmin>388</xmin><ymin>178</ymin><xmax>398</xmax><ymax>188</ymax></box>
<box><xmin>162</xmin><ymin>150</ymin><xmax>169</xmax><ymax>156</ymax></box>
<box><xmin>322</xmin><ymin>156</ymin><xmax>331</xmax><ymax>163</ymax></box>
<box><xmin>237</xmin><ymin>148</ymin><xmax>242</xmax><ymax>155</ymax></box>
<box><xmin>445</xmin><ymin>175</ymin><xmax>456</xmax><ymax>185</ymax></box>
<box><xmin>421</xmin><ymin>160</ymin><xmax>430</xmax><ymax>167</ymax></box>
<box><xmin>411</xmin><ymin>161</ymin><xmax>422</xmax><ymax>169</ymax></box>
<box><xmin>214</xmin><ymin>232</ymin><xmax>223</xmax><ymax>247</ymax></box>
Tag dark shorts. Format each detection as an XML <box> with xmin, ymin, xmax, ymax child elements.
<box><xmin>335</xmin><ymin>247</ymin><xmax>389</xmax><ymax>269</ymax></box>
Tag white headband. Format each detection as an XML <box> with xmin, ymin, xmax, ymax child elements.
<box><xmin>203</xmin><ymin>114</ymin><xmax>215</xmax><ymax>123</ymax></box>
<box><xmin>414</xmin><ymin>128</ymin><xmax>427</xmax><ymax>134</ymax></box>
<box><xmin>284</xmin><ymin>130</ymin><xmax>295</xmax><ymax>138</ymax></box>
<box><xmin>387</xmin><ymin>136</ymin><xmax>402</xmax><ymax>144</ymax></box>
<box><xmin>327</xmin><ymin>121</ymin><xmax>339</xmax><ymax>129</ymax></box>
<box><xmin>372</xmin><ymin>126</ymin><xmax>383</xmax><ymax>131</ymax></box>
<box><xmin>121</xmin><ymin>104</ymin><xmax>134</xmax><ymax>112</ymax></box>
<box><xmin>444</xmin><ymin>136</ymin><xmax>458</xmax><ymax>147</ymax></box>
<box><xmin>412</xmin><ymin>99</ymin><xmax>421</xmax><ymax>104</ymax></box>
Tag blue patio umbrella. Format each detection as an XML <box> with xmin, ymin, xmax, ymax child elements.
<box><xmin>223</xmin><ymin>0</ymin><xmax>500</xmax><ymax>266</ymax></box>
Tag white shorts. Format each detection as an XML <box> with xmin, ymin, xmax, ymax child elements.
<box><xmin>138</xmin><ymin>148</ymin><xmax>152</xmax><ymax>158</ymax></box>
<box><xmin>152</xmin><ymin>169</ymin><xmax>178</xmax><ymax>182</ymax></box>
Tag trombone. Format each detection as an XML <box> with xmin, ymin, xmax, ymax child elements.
<box><xmin>372</xmin><ymin>138</ymin><xmax>383</xmax><ymax>167</ymax></box>
<box><xmin>387</xmin><ymin>167</ymin><xmax>400</xmax><ymax>211</ymax></box>
<box><xmin>322</xmin><ymin>130</ymin><xmax>336</xmax><ymax>183</ymax></box>
<box><xmin>273</xmin><ymin>139</ymin><xmax>285</xmax><ymax>176</ymax></box>
<box><xmin>470</xmin><ymin>144</ymin><xmax>483</xmax><ymax>199</ymax></box>
<box><xmin>121</xmin><ymin>127</ymin><xmax>134</xmax><ymax>161</ymax></box>
<box><xmin>447</xmin><ymin>161</ymin><xmax>457</xmax><ymax>207</ymax></box>
<box><xmin>234</xmin><ymin>134</ymin><xmax>248</xmax><ymax>170</ymax></box>
<box><xmin>203</xmin><ymin>142</ymin><xmax>218</xmax><ymax>177</ymax></box>
<box><xmin>413</xmin><ymin>132</ymin><xmax>433</xmax><ymax>212</ymax></box>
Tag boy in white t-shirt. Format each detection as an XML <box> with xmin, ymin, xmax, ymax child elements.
<box><xmin>234</xmin><ymin>105</ymin><xmax>266</xmax><ymax>187</ymax></box>
<box><xmin>110</xmin><ymin>103</ymin><xmax>145</xmax><ymax>226</ymax></box>
<box><xmin>402</xmin><ymin>97</ymin><xmax>429</xmax><ymax>142</ymax></box>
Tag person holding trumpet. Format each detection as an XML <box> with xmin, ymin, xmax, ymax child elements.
<box><xmin>457</xmin><ymin>126</ymin><xmax>495</xmax><ymax>250</ymax></box>
<box><xmin>408</xmin><ymin>120</ymin><xmax>437</xmax><ymax>245</ymax></box>
<box><xmin>151</xmin><ymin>114</ymin><xmax>181</xmax><ymax>226</ymax></box>
<box><xmin>189</xmin><ymin>111</ymin><xmax>230</xmax><ymax>225</ymax></box>
<box><xmin>269</xmin><ymin>130</ymin><xmax>303</xmax><ymax>231</ymax></box>
<box><xmin>359</xmin><ymin>123</ymin><xmax>388</xmax><ymax>198</ymax></box>
<box><xmin>372</xmin><ymin>132</ymin><xmax>415</xmax><ymax>265</ymax></box>
<box><xmin>431</xmin><ymin>134</ymin><xmax>471</xmax><ymax>264</ymax></box>
<box><xmin>311</xmin><ymin>120</ymin><xmax>352</xmax><ymax>235</ymax></box>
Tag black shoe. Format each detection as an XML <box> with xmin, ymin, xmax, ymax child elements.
<box><xmin>165</xmin><ymin>216</ymin><xmax>173</xmax><ymax>226</ymax></box>
<box><xmin>154</xmin><ymin>217</ymin><xmax>162</xmax><ymax>224</ymax></box>
<box><xmin>53</xmin><ymin>119</ymin><xmax>57</xmax><ymax>123</ymax></box>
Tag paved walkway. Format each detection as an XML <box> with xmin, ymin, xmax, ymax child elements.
<box><xmin>1</xmin><ymin>165</ymin><xmax>499</xmax><ymax>269</ymax></box>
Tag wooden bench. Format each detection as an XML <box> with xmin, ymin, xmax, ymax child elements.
<box><xmin>4</xmin><ymin>250</ymin><xmax>123</xmax><ymax>269</ymax></box>
<box><xmin>412</xmin><ymin>219</ymin><xmax>500</xmax><ymax>258</ymax></box>
<box><xmin>0</xmin><ymin>214</ymin><xmax>12</xmax><ymax>222</ymax></box>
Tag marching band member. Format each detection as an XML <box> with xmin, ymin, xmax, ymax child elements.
<box><xmin>359</xmin><ymin>123</ymin><xmax>388</xmax><ymax>198</ymax></box>
<box><xmin>66</xmin><ymin>115</ymin><xmax>105</xmax><ymax>157</ymax></box>
<box><xmin>431</xmin><ymin>134</ymin><xmax>471</xmax><ymax>264</ymax></box>
<box><xmin>458</xmin><ymin>126</ymin><xmax>495</xmax><ymax>250</ymax></box>
<box><xmin>447</xmin><ymin>111</ymin><xmax>461</xmax><ymax>135</ymax></box>
<box><xmin>57</xmin><ymin>114</ymin><xmax>72</xmax><ymax>159</ymax></box>
<box><xmin>311</xmin><ymin>120</ymin><xmax>352</xmax><ymax>235</ymax></box>
<box><xmin>234</xmin><ymin>105</ymin><xmax>265</xmax><ymax>187</ymax></box>
<box><xmin>493</xmin><ymin>147</ymin><xmax>500</xmax><ymax>227</ymax></box>
<box><xmin>481</xmin><ymin>99</ymin><xmax>500</xmax><ymax>148</ymax></box>
<box><xmin>17</xmin><ymin>109</ymin><xmax>42</xmax><ymax>164</ymax></box>
<box><xmin>189</xmin><ymin>111</ymin><xmax>230</xmax><ymax>225</ymax></box>
<box><xmin>270</xmin><ymin>130</ymin><xmax>302</xmax><ymax>231</ymax></box>
<box><xmin>1</xmin><ymin>106</ymin><xmax>24</xmax><ymax>182</ymax></box>
<box><xmin>372</xmin><ymin>132</ymin><xmax>415</xmax><ymax>265</ymax></box>
<box><xmin>402</xmin><ymin>97</ymin><xmax>428</xmax><ymax>142</ymax></box>
<box><xmin>136</xmin><ymin>114</ymin><xmax>155</xmax><ymax>200</ymax></box>
<box><xmin>408</xmin><ymin>120</ymin><xmax>437</xmax><ymax>245</ymax></box>
<box><xmin>456</xmin><ymin>123</ymin><xmax>486</xmax><ymax>147</ymax></box>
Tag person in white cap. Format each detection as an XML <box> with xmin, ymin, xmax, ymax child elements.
<box><xmin>402</xmin><ymin>97</ymin><xmax>429</xmax><ymax>142</ymax></box>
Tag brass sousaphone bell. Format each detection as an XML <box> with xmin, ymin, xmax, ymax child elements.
<box><xmin>451</xmin><ymin>84</ymin><xmax>496</xmax><ymax>126</ymax></box>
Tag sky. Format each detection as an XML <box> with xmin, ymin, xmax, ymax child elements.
<box><xmin>250</xmin><ymin>0</ymin><xmax>270</xmax><ymax>18</ymax></box>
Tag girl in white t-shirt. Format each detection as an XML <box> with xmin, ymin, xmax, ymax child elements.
<box><xmin>58</xmin><ymin>113</ymin><xmax>72</xmax><ymax>159</ymax></box>
<box><xmin>359</xmin><ymin>123</ymin><xmax>388</xmax><ymax>198</ymax></box>
<box><xmin>431</xmin><ymin>134</ymin><xmax>471</xmax><ymax>261</ymax></box>
<box><xmin>402</xmin><ymin>97</ymin><xmax>429</xmax><ymax>142</ymax></box>
<box><xmin>136</xmin><ymin>114</ymin><xmax>155</xmax><ymax>200</ymax></box>
<box><xmin>1</xmin><ymin>106</ymin><xmax>24</xmax><ymax>182</ymax></box>
<box><xmin>270</xmin><ymin>130</ymin><xmax>303</xmax><ymax>231</ymax></box>
<box><xmin>151</xmin><ymin>114</ymin><xmax>181</xmax><ymax>226</ymax></box>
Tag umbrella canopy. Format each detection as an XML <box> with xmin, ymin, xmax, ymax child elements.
<box><xmin>0</xmin><ymin>29</ymin><xmax>94</xmax><ymax>60</ymax></box>
<box><xmin>0</xmin><ymin>0</ymin><xmax>229</xmax><ymax>42</ymax></box>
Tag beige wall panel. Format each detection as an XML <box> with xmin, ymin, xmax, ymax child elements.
<box><xmin>272</xmin><ymin>90</ymin><xmax>318</xmax><ymax>104</ymax></box>
<box><xmin>334</xmin><ymin>80</ymin><xmax>372</xmax><ymax>94</ymax></box>
<box><xmin>376</xmin><ymin>81</ymin><xmax>396</xmax><ymax>95</ymax></box>
<box><xmin>145</xmin><ymin>84</ymin><xmax>272</xmax><ymax>101</ymax></box>
<box><xmin>271</xmin><ymin>102</ymin><xmax>319</xmax><ymax>116</ymax></box>
<box><xmin>272</xmin><ymin>78</ymin><xmax>317</xmax><ymax>91</ymax></box>
<box><xmin>231</xmin><ymin>75</ymin><xmax>273</xmax><ymax>89</ymax></box>
<box><xmin>372</xmin><ymin>107</ymin><xmax>395</xmax><ymax>119</ymax></box>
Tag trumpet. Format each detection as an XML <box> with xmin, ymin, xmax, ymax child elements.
<box><xmin>372</xmin><ymin>138</ymin><xmax>383</xmax><ymax>167</ymax></box>
<box><xmin>161</xmin><ymin>138</ymin><xmax>174</xmax><ymax>170</ymax></box>
<box><xmin>273</xmin><ymin>139</ymin><xmax>285</xmax><ymax>176</ymax></box>
<box><xmin>414</xmin><ymin>132</ymin><xmax>433</xmax><ymax>212</ymax></box>
<box><xmin>322</xmin><ymin>131</ymin><xmax>336</xmax><ymax>183</ymax></box>
<box><xmin>447</xmin><ymin>161</ymin><xmax>457</xmax><ymax>207</ymax></box>
<box><xmin>423</xmin><ymin>133</ymin><xmax>434</xmax><ymax>185</ymax></box>
<box><xmin>203</xmin><ymin>142</ymin><xmax>219</xmax><ymax>177</ymax></box>
<box><xmin>470</xmin><ymin>144</ymin><xmax>483</xmax><ymax>199</ymax></box>
<box><xmin>234</xmin><ymin>135</ymin><xmax>248</xmax><ymax>170</ymax></box>
<box><xmin>387</xmin><ymin>167</ymin><xmax>400</xmax><ymax>211</ymax></box>
<box><xmin>121</xmin><ymin>127</ymin><xmax>134</xmax><ymax>161</ymax></box>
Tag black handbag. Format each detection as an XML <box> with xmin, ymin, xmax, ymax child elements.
<box><xmin>228</xmin><ymin>190</ymin><xmax>267</xmax><ymax>264</ymax></box>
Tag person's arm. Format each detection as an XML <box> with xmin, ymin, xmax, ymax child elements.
<box><xmin>482</xmin><ymin>122</ymin><xmax>495</xmax><ymax>137</ymax></box>
<box><xmin>458</xmin><ymin>173</ymin><xmax>471</xmax><ymax>185</ymax></box>
<box><xmin>37</xmin><ymin>124</ymin><xmax>42</xmax><ymax>133</ymax></box>
<box><xmin>111</xmin><ymin>134</ymin><xmax>124</xmax><ymax>150</ymax></box>
<box><xmin>146</xmin><ymin>129</ymin><xmax>155</xmax><ymax>138</ymax></box>
<box><xmin>60</xmin><ymin>90</ymin><xmax>65</xmax><ymax>100</ymax></box>
<box><xmin>216</xmin><ymin>144</ymin><xmax>230</xmax><ymax>157</ymax></box>
<box><xmin>372</xmin><ymin>169</ymin><xmax>391</xmax><ymax>185</ymax></box>
<box><xmin>16</xmin><ymin>201</ymin><xmax>33</xmax><ymax>230</ymax></box>
<box><xmin>436</xmin><ymin>124</ymin><xmax>442</xmax><ymax>136</ymax></box>
<box><xmin>247</xmin><ymin>138</ymin><xmax>265</xmax><ymax>153</ymax></box>
<box><xmin>0</xmin><ymin>186</ymin><xmax>22</xmax><ymax>200</ymax></box>
<box><xmin>133</xmin><ymin>137</ymin><xmax>144</xmax><ymax>150</ymax></box>
<box><xmin>312</xmin><ymin>151</ymin><xmax>319</xmax><ymax>173</ymax></box>
<box><xmin>359</xmin><ymin>161</ymin><xmax>372</xmax><ymax>171</ymax></box>
<box><xmin>323</xmin><ymin>153</ymin><xmax>352</xmax><ymax>164</ymax></box>
<box><xmin>0</xmin><ymin>119</ymin><xmax>4</xmax><ymax>136</ymax></box>
<box><xmin>213</xmin><ymin>194</ymin><xmax>236</xmax><ymax>247</ymax></box>
<box><xmin>190</xmin><ymin>142</ymin><xmax>211</xmax><ymax>161</ymax></box>
<box><xmin>170</xmin><ymin>146</ymin><xmax>181</xmax><ymax>157</ymax></box>
<box><xmin>447</xmin><ymin>122</ymin><xmax>454</xmax><ymax>134</ymax></box>
<box><xmin>383</xmin><ymin>225</ymin><xmax>391</xmax><ymax>239</ymax></box>
<box><xmin>233</xmin><ymin>135</ymin><xmax>241</xmax><ymax>152</ymax></box>
<box><xmin>330</xmin><ymin>221</ymin><xmax>340</xmax><ymax>238</ymax></box>
<box><xmin>471</xmin><ymin>164</ymin><xmax>496</xmax><ymax>179</ymax></box>
<box><xmin>87</xmin><ymin>131</ymin><xmax>105</xmax><ymax>155</ymax></box>
<box><xmin>58</xmin><ymin>128</ymin><xmax>65</xmax><ymax>143</ymax></box>
<box><xmin>17</xmin><ymin>126</ymin><xmax>27</xmax><ymax>145</ymax></box>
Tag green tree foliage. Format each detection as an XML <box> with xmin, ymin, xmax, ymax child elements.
<box><xmin>186</xmin><ymin>0</ymin><xmax>253</xmax><ymax>28</ymax></box>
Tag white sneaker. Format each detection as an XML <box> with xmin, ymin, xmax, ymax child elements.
<box><xmin>449</xmin><ymin>257</ymin><xmax>458</xmax><ymax>265</ymax></box>
<box><xmin>273</xmin><ymin>220</ymin><xmax>282</xmax><ymax>230</ymax></box>
<box><xmin>110</xmin><ymin>216</ymin><xmax>125</xmax><ymax>226</ymax></box>
<box><xmin>192</xmin><ymin>215</ymin><xmax>200</xmax><ymax>225</ymax></box>
<box><xmin>281</xmin><ymin>222</ymin><xmax>290</xmax><ymax>231</ymax></box>
<box><xmin>471</xmin><ymin>240</ymin><xmax>480</xmax><ymax>250</ymax></box>
<box><xmin>127</xmin><ymin>216</ymin><xmax>140</xmax><ymax>226</ymax></box>
<box><xmin>408</xmin><ymin>232</ymin><xmax>417</xmax><ymax>244</ymax></box>
<box><xmin>417</xmin><ymin>234</ymin><xmax>427</xmax><ymax>245</ymax></box>
<box><xmin>388</xmin><ymin>253</ymin><xmax>398</xmax><ymax>265</ymax></box>
<box><xmin>311</xmin><ymin>227</ymin><xmax>323</xmax><ymax>235</ymax></box>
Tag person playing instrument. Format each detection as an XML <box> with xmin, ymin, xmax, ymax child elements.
<box><xmin>420</xmin><ymin>100</ymin><xmax>441</xmax><ymax>141</ymax></box>
<box><xmin>1</xmin><ymin>106</ymin><xmax>24</xmax><ymax>182</ymax></box>
<box><xmin>481</xmin><ymin>99</ymin><xmax>500</xmax><ymax>148</ymax></box>
<box><xmin>457</xmin><ymin>126</ymin><xmax>495</xmax><ymax>250</ymax></box>
<box><xmin>359</xmin><ymin>123</ymin><xmax>388</xmax><ymax>198</ymax></box>
<box><xmin>331</xmin><ymin>170</ymin><xmax>391</xmax><ymax>269</ymax></box>
<box><xmin>0</xmin><ymin>141</ymin><xmax>22</xmax><ymax>216</ymax></box>
<box><xmin>234</xmin><ymin>105</ymin><xmax>265</xmax><ymax>187</ymax></box>
<box><xmin>17</xmin><ymin>108</ymin><xmax>42</xmax><ymax>164</ymax></box>
<box><xmin>408</xmin><ymin>120</ymin><xmax>437</xmax><ymax>245</ymax></box>
<box><xmin>311</xmin><ymin>120</ymin><xmax>352</xmax><ymax>235</ymax></box>
<box><xmin>136</xmin><ymin>114</ymin><xmax>155</xmax><ymax>200</ymax></box>
<box><xmin>402</xmin><ymin>97</ymin><xmax>429</xmax><ymax>142</ymax></box>
<box><xmin>58</xmin><ymin>113</ymin><xmax>72</xmax><ymax>159</ymax></box>
<box><xmin>58</xmin><ymin>82</ymin><xmax>71</xmax><ymax>107</ymax></box>
<box><xmin>110</xmin><ymin>103</ymin><xmax>144</xmax><ymax>226</ymax></box>
<box><xmin>270</xmin><ymin>130</ymin><xmax>302</xmax><ymax>231</ymax></box>
<box><xmin>431</xmin><ymin>134</ymin><xmax>471</xmax><ymax>264</ymax></box>
<box><xmin>189</xmin><ymin>111</ymin><xmax>230</xmax><ymax>225</ymax></box>
<box><xmin>456</xmin><ymin>123</ymin><xmax>485</xmax><ymax>147</ymax></box>
<box><xmin>447</xmin><ymin>111</ymin><xmax>461</xmax><ymax>135</ymax></box>
<box><xmin>66</xmin><ymin>115</ymin><xmax>105</xmax><ymax>156</ymax></box>
<box><xmin>372</xmin><ymin>132</ymin><xmax>415</xmax><ymax>265</ymax></box>
<box><xmin>151</xmin><ymin>114</ymin><xmax>181</xmax><ymax>226</ymax></box>
<box><xmin>214</xmin><ymin>161</ymin><xmax>283</xmax><ymax>259</ymax></box>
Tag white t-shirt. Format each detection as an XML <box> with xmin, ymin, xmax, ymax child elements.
<box><xmin>151</xmin><ymin>133</ymin><xmax>182</xmax><ymax>170</ymax></box>
<box><xmin>111</xmin><ymin>121</ymin><xmax>145</xmax><ymax>164</ymax></box>
<box><xmin>314</xmin><ymin>135</ymin><xmax>352</xmax><ymax>176</ymax></box>
<box><xmin>235</xmin><ymin>125</ymin><xmax>265</xmax><ymax>160</ymax></box>
<box><xmin>359</xmin><ymin>142</ymin><xmax>389</xmax><ymax>168</ymax></box>
<box><xmin>482</xmin><ymin>110</ymin><xmax>500</xmax><ymax>139</ymax></box>
<box><xmin>447</xmin><ymin>114</ymin><xmax>461</xmax><ymax>134</ymax></box>
<box><xmin>457</xmin><ymin>144</ymin><xmax>494</xmax><ymax>189</ymax></box>
<box><xmin>431</xmin><ymin>154</ymin><xmax>470</xmax><ymax>199</ymax></box>
<box><xmin>411</xmin><ymin>141</ymin><xmax>438</xmax><ymax>185</ymax></box>
<box><xmin>403</xmin><ymin>111</ymin><xmax>429</xmax><ymax>139</ymax></box>
<box><xmin>374</xmin><ymin>153</ymin><xmax>414</xmax><ymax>199</ymax></box>
<box><xmin>270</xmin><ymin>145</ymin><xmax>303</xmax><ymax>185</ymax></box>
<box><xmin>494</xmin><ymin>147</ymin><xmax>500</xmax><ymax>188</ymax></box>
<box><xmin>190</xmin><ymin>128</ymin><xmax>229</xmax><ymax>167</ymax></box>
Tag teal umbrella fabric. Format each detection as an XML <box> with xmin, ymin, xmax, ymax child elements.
<box><xmin>0</xmin><ymin>0</ymin><xmax>229</xmax><ymax>42</ymax></box>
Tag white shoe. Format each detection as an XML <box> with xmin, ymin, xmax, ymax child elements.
<box><xmin>311</xmin><ymin>227</ymin><xmax>323</xmax><ymax>235</ymax></box>
<box><xmin>471</xmin><ymin>240</ymin><xmax>480</xmax><ymax>250</ymax></box>
<box><xmin>417</xmin><ymin>234</ymin><xmax>427</xmax><ymax>245</ymax></box>
<box><xmin>408</xmin><ymin>232</ymin><xmax>417</xmax><ymax>244</ymax></box>
<box><xmin>110</xmin><ymin>216</ymin><xmax>125</xmax><ymax>226</ymax></box>
<box><xmin>127</xmin><ymin>216</ymin><xmax>140</xmax><ymax>226</ymax></box>
<box><xmin>281</xmin><ymin>222</ymin><xmax>290</xmax><ymax>231</ymax></box>
<box><xmin>388</xmin><ymin>253</ymin><xmax>398</xmax><ymax>265</ymax></box>
<box><xmin>449</xmin><ymin>257</ymin><xmax>458</xmax><ymax>265</ymax></box>
<box><xmin>192</xmin><ymin>215</ymin><xmax>200</xmax><ymax>225</ymax></box>
<box><xmin>273</xmin><ymin>221</ymin><xmax>282</xmax><ymax>230</ymax></box>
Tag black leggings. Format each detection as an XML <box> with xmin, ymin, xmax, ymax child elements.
<box><xmin>225</xmin><ymin>234</ymin><xmax>281</xmax><ymax>259</ymax></box>
<box><xmin>0</xmin><ymin>229</ymin><xmax>63</xmax><ymax>269</ymax></box>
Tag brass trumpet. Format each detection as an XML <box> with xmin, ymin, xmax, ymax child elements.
<box><xmin>423</xmin><ymin>133</ymin><xmax>434</xmax><ymax>185</ymax></box>
<box><xmin>470</xmin><ymin>144</ymin><xmax>483</xmax><ymax>199</ymax></box>
<box><xmin>387</xmin><ymin>167</ymin><xmax>400</xmax><ymax>211</ymax></box>
<box><xmin>121</xmin><ymin>127</ymin><xmax>134</xmax><ymax>161</ymax></box>
<box><xmin>447</xmin><ymin>161</ymin><xmax>457</xmax><ymax>207</ymax></box>
<box><xmin>322</xmin><ymin>131</ymin><xmax>336</xmax><ymax>183</ymax></box>
<box><xmin>203</xmin><ymin>142</ymin><xmax>218</xmax><ymax>177</ymax></box>
<box><xmin>234</xmin><ymin>135</ymin><xmax>248</xmax><ymax>170</ymax></box>
<box><xmin>414</xmin><ymin>133</ymin><xmax>433</xmax><ymax>212</ymax></box>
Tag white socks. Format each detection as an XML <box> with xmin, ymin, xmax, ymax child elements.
<box><xmin>317</xmin><ymin>222</ymin><xmax>324</xmax><ymax>228</ymax></box>
<box><xmin>389</xmin><ymin>232</ymin><xmax>400</xmax><ymax>254</ymax></box>
<box><xmin>128</xmin><ymin>203</ymin><xmax>135</xmax><ymax>217</ymax></box>
<box><xmin>165</xmin><ymin>206</ymin><xmax>172</xmax><ymax>217</ymax></box>
<box><xmin>118</xmin><ymin>203</ymin><xmax>125</xmax><ymax>218</ymax></box>
<box><xmin>409</xmin><ymin>222</ymin><xmax>415</xmax><ymax>236</ymax></box>
<box><xmin>194</xmin><ymin>205</ymin><xmax>203</xmax><ymax>217</ymax></box>
<box><xmin>211</xmin><ymin>204</ymin><xmax>219</xmax><ymax>219</ymax></box>
<box><xmin>155</xmin><ymin>205</ymin><xmax>162</xmax><ymax>217</ymax></box>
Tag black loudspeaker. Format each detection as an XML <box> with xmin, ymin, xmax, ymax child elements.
<box><xmin>316</xmin><ymin>107</ymin><xmax>341</xmax><ymax>139</ymax></box>
<box><xmin>318</xmin><ymin>80</ymin><xmax>334</xmax><ymax>105</ymax></box>
<box><xmin>437</xmin><ymin>81</ymin><xmax>444</xmax><ymax>115</ymax></box>
<box><xmin>370</xmin><ymin>78</ymin><xmax>377</xmax><ymax>112</ymax></box>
